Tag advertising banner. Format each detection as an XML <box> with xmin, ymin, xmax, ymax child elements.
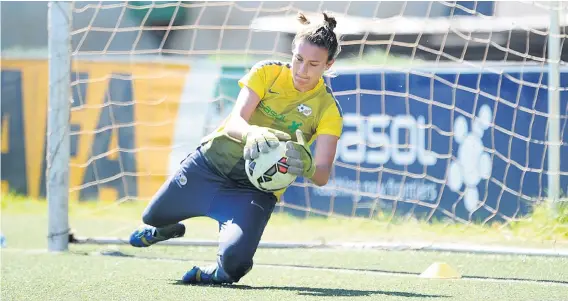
<box><xmin>2</xmin><ymin>60</ymin><xmax>567</xmax><ymax>223</ymax></box>
<box><xmin>284</xmin><ymin>66</ymin><xmax>568</xmax><ymax>221</ymax></box>
<box><xmin>1</xmin><ymin>59</ymin><xmax>189</xmax><ymax>201</ymax></box>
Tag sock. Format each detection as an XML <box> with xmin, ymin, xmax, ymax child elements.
<box><xmin>154</xmin><ymin>224</ymin><xmax>180</xmax><ymax>238</ymax></box>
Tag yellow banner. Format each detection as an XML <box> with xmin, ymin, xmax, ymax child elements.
<box><xmin>1</xmin><ymin>59</ymin><xmax>189</xmax><ymax>202</ymax></box>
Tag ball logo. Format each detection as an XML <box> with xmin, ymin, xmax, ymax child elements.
<box><xmin>249</xmin><ymin>157</ymin><xmax>290</xmax><ymax>188</ymax></box>
<box><xmin>277</xmin><ymin>157</ymin><xmax>289</xmax><ymax>173</ymax></box>
<box><xmin>448</xmin><ymin>105</ymin><xmax>493</xmax><ymax>213</ymax></box>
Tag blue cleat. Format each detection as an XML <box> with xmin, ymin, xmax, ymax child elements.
<box><xmin>181</xmin><ymin>265</ymin><xmax>234</xmax><ymax>285</ymax></box>
<box><xmin>129</xmin><ymin>223</ymin><xmax>185</xmax><ymax>248</ymax></box>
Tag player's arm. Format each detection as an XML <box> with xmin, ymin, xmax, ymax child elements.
<box><xmin>226</xmin><ymin>63</ymin><xmax>291</xmax><ymax>160</ymax></box>
<box><xmin>286</xmin><ymin>103</ymin><xmax>343</xmax><ymax>186</ymax></box>
<box><xmin>225</xmin><ymin>86</ymin><xmax>261</xmax><ymax>141</ymax></box>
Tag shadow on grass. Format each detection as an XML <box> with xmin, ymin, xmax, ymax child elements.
<box><xmin>170</xmin><ymin>281</ymin><xmax>449</xmax><ymax>298</ymax></box>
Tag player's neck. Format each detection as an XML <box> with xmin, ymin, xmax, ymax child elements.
<box><xmin>293</xmin><ymin>78</ymin><xmax>322</xmax><ymax>93</ymax></box>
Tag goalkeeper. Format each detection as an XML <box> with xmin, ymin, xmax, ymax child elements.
<box><xmin>129</xmin><ymin>11</ymin><xmax>344</xmax><ymax>285</ymax></box>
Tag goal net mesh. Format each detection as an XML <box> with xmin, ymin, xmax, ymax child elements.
<box><xmin>56</xmin><ymin>1</ymin><xmax>568</xmax><ymax>247</ymax></box>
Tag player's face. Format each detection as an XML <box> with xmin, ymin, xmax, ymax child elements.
<box><xmin>292</xmin><ymin>39</ymin><xmax>335</xmax><ymax>92</ymax></box>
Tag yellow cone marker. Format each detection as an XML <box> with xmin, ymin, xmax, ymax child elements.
<box><xmin>419</xmin><ymin>262</ymin><xmax>461</xmax><ymax>279</ymax></box>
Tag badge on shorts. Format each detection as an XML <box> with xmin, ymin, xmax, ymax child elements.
<box><xmin>175</xmin><ymin>170</ymin><xmax>187</xmax><ymax>187</ymax></box>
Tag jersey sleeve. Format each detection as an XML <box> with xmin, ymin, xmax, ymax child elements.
<box><xmin>238</xmin><ymin>61</ymin><xmax>267</xmax><ymax>99</ymax></box>
<box><xmin>315</xmin><ymin>101</ymin><xmax>343</xmax><ymax>138</ymax></box>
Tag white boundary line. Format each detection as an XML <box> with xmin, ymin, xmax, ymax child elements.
<box><xmin>69</xmin><ymin>236</ymin><xmax>568</xmax><ymax>258</ymax></box>
<box><xmin>3</xmin><ymin>247</ymin><xmax>568</xmax><ymax>288</ymax></box>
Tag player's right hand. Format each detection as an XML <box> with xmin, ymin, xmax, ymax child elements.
<box><xmin>285</xmin><ymin>129</ymin><xmax>316</xmax><ymax>178</ymax></box>
<box><xmin>243</xmin><ymin>125</ymin><xmax>291</xmax><ymax>160</ymax></box>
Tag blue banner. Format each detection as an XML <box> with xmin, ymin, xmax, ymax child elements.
<box><xmin>283</xmin><ymin>66</ymin><xmax>568</xmax><ymax>222</ymax></box>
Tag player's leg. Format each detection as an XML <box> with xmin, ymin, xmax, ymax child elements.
<box><xmin>181</xmin><ymin>188</ymin><xmax>277</xmax><ymax>284</ymax></box>
<box><xmin>130</xmin><ymin>148</ymin><xmax>225</xmax><ymax>247</ymax></box>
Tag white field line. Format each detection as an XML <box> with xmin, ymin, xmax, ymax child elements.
<box><xmin>3</xmin><ymin>247</ymin><xmax>568</xmax><ymax>288</ymax></box>
<box><xmin>70</xmin><ymin>236</ymin><xmax>568</xmax><ymax>258</ymax></box>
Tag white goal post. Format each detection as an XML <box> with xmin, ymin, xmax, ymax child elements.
<box><xmin>47</xmin><ymin>1</ymin><xmax>72</xmax><ymax>252</ymax></box>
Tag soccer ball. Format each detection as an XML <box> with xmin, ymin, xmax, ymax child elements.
<box><xmin>245</xmin><ymin>142</ymin><xmax>297</xmax><ymax>192</ymax></box>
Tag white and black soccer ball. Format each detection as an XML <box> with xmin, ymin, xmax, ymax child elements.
<box><xmin>245</xmin><ymin>142</ymin><xmax>297</xmax><ymax>192</ymax></box>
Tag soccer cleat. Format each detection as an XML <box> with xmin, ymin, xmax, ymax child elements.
<box><xmin>129</xmin><ymin>223</ymin><xmax>185</xmax><ymax>248</ymax></box>
<box><xmin>181</xmin><ymin>265</ymin><xmax>233</xmax><ymax>285</ymax></box>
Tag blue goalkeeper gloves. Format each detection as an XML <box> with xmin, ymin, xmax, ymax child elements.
<box><xmin>243</xmin><ymin>125</ymin><xmax>291</xmax><ymax>160</ymax></box>
<box><xmin>285</xmin><ymin>129</ymin><xmax>316</xmax><ymax>179</ymax></box>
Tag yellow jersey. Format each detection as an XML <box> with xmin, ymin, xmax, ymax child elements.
<box><xmin>200</xmin><ymin>60</ymin><xmax>343</xmax><ymax>194</ymax></box>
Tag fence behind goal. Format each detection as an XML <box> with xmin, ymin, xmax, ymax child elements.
<box><xmin>1</xmin><ymin>1</ymin><xmax>567</xmax><ymax>253</ymax></box>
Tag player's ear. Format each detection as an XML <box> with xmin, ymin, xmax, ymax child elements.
<box><xmin>326</xmin><ymin>59</ymin><xmax>335</xmax><ymax>70</ymax></box>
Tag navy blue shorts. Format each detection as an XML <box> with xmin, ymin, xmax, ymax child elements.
<box><xmin>142</xmin><ymin>147</ymin><xmax>277</xmax><ymax>227</ymax></box>
<box><xmin>141</xmin><ymin>147</ymin><xmax>277</xmax><ymax>281</ymax></box>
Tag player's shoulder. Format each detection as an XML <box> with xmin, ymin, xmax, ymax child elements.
<box><xmin>317</xmin><ymin>82</ymin><xmax>343</xmax><ymax>117</ymax></box>
<box><xmin>250</xmin><ymin>60</ymin><xmax>291</xmax><ymax>72</ymax></box>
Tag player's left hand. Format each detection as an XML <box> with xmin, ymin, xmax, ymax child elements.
<box><xmin>243</xmin><ymin>125</ymin><xmax>291</xmax><ymax>160</ymax></box>
<box><xmin>285</xmin><ymin>129</ymin><xmax>316</xmax><ymax>178</ymax></box>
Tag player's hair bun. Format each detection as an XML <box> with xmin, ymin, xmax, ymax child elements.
<box><xmin>322</xmin><ymin>12</ymin><xmax>337</xmax><ymax>31</ymax></box>
<box><xmin>297</xmin><ymin>12</ymin><xmax>311</xmax><ymax>25</ymax></box>
<box><xmin>293</xmin><ymin>11</ymin><xmax>341</xmax><ymax>62</ymax></box>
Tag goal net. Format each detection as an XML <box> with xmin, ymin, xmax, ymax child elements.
<box><xmin>5</xmin><ymin>1</ymin><xmax>567</xmax><ymax>252</ymax></box>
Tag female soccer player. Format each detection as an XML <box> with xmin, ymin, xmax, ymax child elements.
<box><xmin>129</xmin><ymin>11</ymin><xmax>344</xmax><ymax>285</ymax></box>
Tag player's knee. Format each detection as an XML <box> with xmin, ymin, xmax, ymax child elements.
<box><xmin>219</xmin><ymin>252</ymin><xmax>253</xmax><ymax>282</ymax></box>
<box><xmin>142</xmin><ymin>208</ymin><xmax>160</xmax><ymax>227</ymax></box>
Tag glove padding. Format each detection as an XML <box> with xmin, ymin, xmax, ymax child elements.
<box><xmin>285</xmin><ymin>129</ymin><xmax>316</xmax><ymax>178</ymax></box>
<box><xmin>243</xmin><ymin>125</ymin><xmax>291</xmax><ymax>160</ymax></box>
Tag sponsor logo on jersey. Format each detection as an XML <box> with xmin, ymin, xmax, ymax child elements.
<box><xmin>257</xmin><ymin>102</ymin><xmax>304</xmax><ymax>133</ymax></box>
<box><xmin>287</xmin><ymin>121</ymin><xmax>303</xmax><ymax>132</ymax></box>
<box><xmin>258</xmin><ymin>101</ymin><xmax>286</xmax><ymax>122</ymax></box>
